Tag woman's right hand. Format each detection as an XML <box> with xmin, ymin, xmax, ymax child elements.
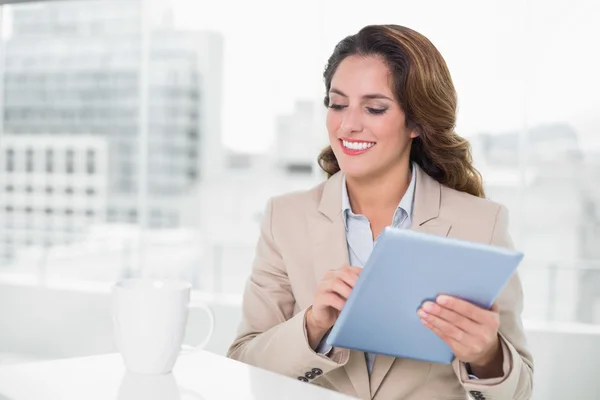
<box><xmin>306</xmin><ymin>265</ymin><xmax>362</xmax><ymax>349</ymax></box>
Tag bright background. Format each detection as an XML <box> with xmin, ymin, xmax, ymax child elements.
<box><xmin>0</xmin><ymin>1</ymin><xmax>599</xmax><ymax>398</ymax></box>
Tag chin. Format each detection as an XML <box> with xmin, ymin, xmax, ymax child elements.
<box><xmin>333</xmin><ymin>145</ymin><xmax>390</xmax><ymax>179</ymax></box>
<box><xmin>338</xmin><ymin>161</ymin><xmax>376</xmax><ymax>180</ymax></box>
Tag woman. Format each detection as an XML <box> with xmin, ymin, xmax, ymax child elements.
<box><xmin>227</xmin><ymin>24</ymin><xmax>533</xmax><ymax>400</ymax></box>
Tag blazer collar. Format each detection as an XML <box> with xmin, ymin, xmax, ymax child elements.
<box><xmin>318</xmin><ymin>164</ymin><xmax>443</xmax><ymax>226</ymax></box>
<box><xmin>413</xmin><ymin>163</ymin><xmax>443</xmax><ymax>226</ymax></box>
<box><xmin>318</xmin><ymin>170</ymin><xmax>344</xmax><ymax>222</ymax></box>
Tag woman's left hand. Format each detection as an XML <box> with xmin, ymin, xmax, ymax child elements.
<box><xmin>418</xmin><ymin>295</ymin><xmax>502</xmax><ymax>368</ymax></box>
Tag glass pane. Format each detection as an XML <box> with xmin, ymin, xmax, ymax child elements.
<box><xmin>519</xmin><ymin>0</ymin><xmax>600</xmax><ymax>325</ymax></box>
<box><xmin>0</xmin><ymin>0</ymin><xmax>143</xmax><ymax>281</ymax></box>
<box><xmin>167</xmin><ymin>0</ymin><xmax>325</xmax><ymax>293</ymax></box>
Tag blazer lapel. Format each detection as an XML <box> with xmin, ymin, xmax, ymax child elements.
<box><xmin>369</xmin><ymin>165</ymin><xmax>452</xmax><ymax>398</ymax></box>
<box><xmin>310</xmin><ymin>172</ymin><xmax>349</xmax><ymax>283</ymax></box>
<box><xmin>310</xmin><ymin>172</ymin><xmax>371</xmax><ymax>400</ymax></box>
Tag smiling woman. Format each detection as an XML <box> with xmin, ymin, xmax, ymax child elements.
<box><xmin>228</xmin><ymin>24</ymin><xmax>533</xmax><ymax>400</ymax></box>
<box><xmin>319</xmin><ymin>25</ymin><xmax>484</xmax><ymax>198</ymax></box>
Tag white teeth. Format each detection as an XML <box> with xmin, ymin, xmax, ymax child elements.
<box><xmin>342</xmin><ymin>140</ymin><xmax>375</xmax><ymax>150</ymax></box>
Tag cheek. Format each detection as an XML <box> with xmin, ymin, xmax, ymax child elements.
<box><xmin>326</xmin><ymin>111</ymin><xmax>341</xmax><ymax>135</ymax></box>
<box><xmin>370</xmin><ymin>117</ymin><xmax>405</xmax><ymax>143</ymax></box>
<box><xmin>368</xmin><ymin>118</ymin><xmax>412</xmax><ymax>156</ymax></box>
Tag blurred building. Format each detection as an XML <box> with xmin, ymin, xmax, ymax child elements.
<box><xmin>576</xmin><ymin>159</ymin><xmax>600</xmax><ymax>323</ymax></box>
<box><xmin>474</xmin><ymin>123</ymin><xmax>600</xmax><ymax>323</ymax></box>
<box><xmin>472</xmin><ymin>123</ymin><xmax>582</xmax><ymax>166</ymax></box>
<box><xmin>274</xmin><ymin>100</ymin><xmax>327</xmax><ymax>176</ymax></box>
<box><xmin>2</xmin><ymin>0</ymin><xmax>224</xmax><ymax>234</ymax></box>
<box><xmin>178</xmin><ymin>146</ymin><xmax>324</xmax><ymax>292</ymax></box>
<box><xmin>0</xmin><ymin>134</ymin><xmax>109</xmax><ymax>263</ymax></box>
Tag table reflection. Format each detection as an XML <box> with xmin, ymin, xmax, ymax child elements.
<box><xmin>118</xmin><ymin>371</ymin><xmax>205</xmax><ymax>400</ymax></box>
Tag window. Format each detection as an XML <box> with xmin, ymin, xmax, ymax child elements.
<box><xmin>128</xmin><ymin>209</ymin><xmax>137</xmax><ymax>223</ymax></box>
<box><xmin>285</xmin><ymin>163</ymin><xmax>313</xmax><ymax>175</ymax></box>
<box><xmin>65</xmin><ymin>149</ymin><xmax>74</xmax><ymax>174</ymax></box>
<box><xmin>5</xmin><ymin>149</ymin><xmax>14</xmax><ymax>172</ymax></box>
<box><xmin>45</xmin><ymin>149</ymin><xmax>54</xmax><ymax>173</ymax></box>
<box><xmin>25</xmin><ymin>148</ymin><xmax>34</xmax><ymax>172</ymax></box>
<box><xmin>86</xmin><ymin>149</ymin><xmax>95</xmax><ymax>174</ymax></box>
<box><xmin>0</xmin><ymin>7</ymin><xmax>598</xmax><ymax>398</ymax></box>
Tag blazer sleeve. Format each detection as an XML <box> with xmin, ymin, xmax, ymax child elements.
<box><xmin>226</xmin><ymin>197</ymin><xmax>349</xmax><ymax>380</ymax></box>
<box><xmin>453</xmin><ymin>205</ymin><xmax>534</xmax><ymax>400</ymax></box>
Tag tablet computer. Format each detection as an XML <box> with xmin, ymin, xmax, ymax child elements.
<box><xmin>325</xmin><ymin>227</ymin><xmax>523</xmax><ymax>364</ymax></box>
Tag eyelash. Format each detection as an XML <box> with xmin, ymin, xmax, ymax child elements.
<box><xmin>328</xmin><ymin>104</ymin><xmax>387</xmax><ymax>115</ymax></box>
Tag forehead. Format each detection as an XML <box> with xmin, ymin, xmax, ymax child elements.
<box><xmin>330</xmin><ymin>55</ymin><xmax>393</xmax><ymax>95</ymax></box>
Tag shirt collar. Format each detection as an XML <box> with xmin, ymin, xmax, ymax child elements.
<box><xmin>341</xmin><ymin>162</ymin><xmax>417</xmax><ymax>231</ymax></box>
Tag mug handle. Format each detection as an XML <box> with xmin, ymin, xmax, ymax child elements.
<box><xmin>180</xmin><ymin>301</ymin><xmax>215</xmax><ymax>354</ymax></box>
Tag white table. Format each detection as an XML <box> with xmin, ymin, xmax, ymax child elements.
<box><xmin>0</xmin><ymin>351</ymin><xmax>356</xmax><ymax>400</ymax></box>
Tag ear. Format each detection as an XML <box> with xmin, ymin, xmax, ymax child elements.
<box><xmin>409</xmin><ymin>129</ymin><xmax>420</xmax><ymax>139</ymax></box>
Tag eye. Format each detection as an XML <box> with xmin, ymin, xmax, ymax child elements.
<box><xmin>367</xmin><ymin>107</ymin><xmax>387</xmax><ymax>115</ymax></box>
<box><xmin>328</xmin><ymin>104</ymin><xmax>346</xmax><ymax>110</ymax></box>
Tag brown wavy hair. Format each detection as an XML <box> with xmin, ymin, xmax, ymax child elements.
<box><xmin>318</xmin><ymin>24</ymin><xmax>485</xmax><ymax>198</ymax></box>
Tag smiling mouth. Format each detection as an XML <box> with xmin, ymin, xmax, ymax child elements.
<box><xmin>340</xmin><ymin>139</ymin><xmax>376</xmax><ymax>155</ymax></box>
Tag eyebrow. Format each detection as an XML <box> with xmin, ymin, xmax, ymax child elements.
<box><xmin>329</xmin><ymin>88</ymin><xmax>393</xmax><ymax>101</ymax></box>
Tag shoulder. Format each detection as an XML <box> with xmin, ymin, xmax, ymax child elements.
<box><xmin>263</xmin><ymin>179</ymin><xmax>327</xmax><ymax>226</ymax></box>
<box><xmin>258</xmin><ymin>179</ymin><xmax>328</xmax><ymax>247</ymax></box>
<box><xmin>441</xmin><ymin>185</ymin><xmax>505</xmax><ymax>219</ymax></box>
<box><xmin>269</xmin><ymin>181</ymin><xmax>325</xmax><ymax>212</ymax></box>
<box><xmin>439</xmin><ymin>185</ymin><xmax>509</xmax><ymax>243</ymax></box>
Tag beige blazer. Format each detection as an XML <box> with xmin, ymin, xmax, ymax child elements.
<box><xmin>227</xmin><ymin>165</ymin><xmax>534</xmax><ymax>400</ymax></box>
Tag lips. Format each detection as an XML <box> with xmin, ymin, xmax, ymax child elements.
<box><xmin>339</xmin><ymin>138</ymin><xmax>376</xmax><ymax>156</ymax></box>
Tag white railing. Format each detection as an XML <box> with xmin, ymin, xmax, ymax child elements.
<box><xmin>1</xmin><ymin>225</ymin><xmax>600</xmax><ymax>325</ymax></box>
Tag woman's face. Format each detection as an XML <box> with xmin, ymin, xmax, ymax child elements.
<box><xmin>326</xmin><ymin>55</ymin><xmax>418</xmax><ymax>180</ymax></box>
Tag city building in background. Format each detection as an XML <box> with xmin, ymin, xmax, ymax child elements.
<box><xmin>0</xmin><ymin>0</ymin><xmax>224</xmax><ymax>266</ymax></box>
<box><xmin>0</xmin><ymin>0</ymin><xmax>597</xmax><ymax>327</ymax></box>
<box><xmin>474</xmin><ymin>123</ymin><xmax>600</xmax><ymax>323</ymax></box>
<box><xmin>0</xmin><ymin>134</ymin><xmax>108</xmax><ymax>264</ymax></box>
<box><xmin>2</xmin><ymin>0</ymin><xmax>224</xmax><ymax>228</ymax></box>
<box><xmin>274</xmin><ymin>100</ymin><xmax>326</xmax><ymax>176</ymax></box>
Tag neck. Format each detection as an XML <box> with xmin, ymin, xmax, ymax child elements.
<box><xmin>346</xmin><ymin>160</ymin><xmax>412</xmax><ymax>216</ymax></box>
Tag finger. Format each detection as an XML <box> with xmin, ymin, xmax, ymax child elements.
<box><xmin>422</xmin><ymin>318</ymin><xmax>471</xmax><ymax>354</ymax></box>
<box><xmin>345</xmin><ymin>265</ymin><xmax>363</xmax><ymax>275</ymax></box>
<box><xmin>328</xmin><ymin>279</ymin><xmax>353</xmax><ymax>300</ymax></box>
<box><xmin>490</xmin><ymin>302</ymin><xmax>499</xmax><ymax>312</ymax></box>
<box><xmin>342</xmin><ymin>265</ymin><xmax>362</xmax><ymax>278</ymax></box>
<box><xmin>420</xmin><ymin>301</ymin><xmax>482</xmax><ymax>334</ymax></box>
<box><xmin>436</xmin><ymin>295</ymin><xmax>490</xmax><ymax>324</ymax></box>
<box><xmin>320</xmin><ymin>292</ymin><xmax>346</xmax><ymax>311</ymax></box>
<box><xmin>337</xmin><ymin>268</ymin><xmax>361</xmax><ymax>288</ymax></box>
<box><xmin>419</xmin><ymin>311</ymin><xmax>470</xmax><ymax>343</ymax></box>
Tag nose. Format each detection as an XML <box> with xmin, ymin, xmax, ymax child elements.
<box><xmin>339</xmin><ymin>106</ymin><xmax>363</xmax><ymax>134</ymax></box>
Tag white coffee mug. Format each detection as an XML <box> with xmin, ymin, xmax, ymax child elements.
<box><xmin>112</xmin><ymin>278</ymin><xmax>215</xmax><ymax>375</ymax></box>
